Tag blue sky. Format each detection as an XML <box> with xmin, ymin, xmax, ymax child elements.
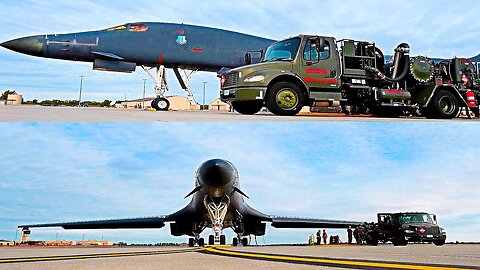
<box><xmin>1</xmin><ymin>0</ymin><xmax>480</xmax><ymax>102</ymax></box>
<box><xmin>0</xmin><ymin>123</ymin><xmax>479</xmax><ymax>244</ymax></box>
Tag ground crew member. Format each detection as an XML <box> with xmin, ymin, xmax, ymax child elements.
<box><xmin>357</xmin><ymin>227</ymin><xmax>365</xmax><ymax>245</ymax></box>
<box><xmin>316</xmin><ymin>230</ymin><xmax>322</xmax><ymax>245</ymax></box>
<box><xmin>347</xmin><ymin>226</ymin><xmax>353</xmax><ymax>244</ymax></box>
<box><xmin>353</xmin><ymin>228</ymin><xmax>359</xmax><ymax>244</ymax></box>
<box><xmin>322</xmin><ymin>229</ymin><xmax>328</xmax><ymax>245</ymax></box>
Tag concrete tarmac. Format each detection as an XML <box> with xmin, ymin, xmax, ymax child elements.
<box><xmin>0</xmin><ymin>244</ymin><xmax>478</xmax><ymax>270</ymax></box>
<box><xmin>1</xmin><ymin>106</ymin><xmax>479</xmax><ymax>122</ymax></box>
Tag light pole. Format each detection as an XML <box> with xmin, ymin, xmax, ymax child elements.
<box><xmin>203</xmin><ymin>81</ymin><xmax>207</xmax><ymax>110</ymax></box>
<box><xmin>143</xmin><ymin>79</ymin><xmax>147</xmax><ymax>110</ymax></box>
<box><xmin>78</xmin><ymin>75</ymin><xmax>85</xmax><ymax>107</ymax></box>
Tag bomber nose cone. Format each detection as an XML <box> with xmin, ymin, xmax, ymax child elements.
<box><xmin>1</xmin><ymin>35</ymin><xmax>44</xmax><ymax>57</ymax></box>
<box><xmin>198</xmin><ymin>159</ymin><xmax>236</xmax><ymax>187</ymax></box>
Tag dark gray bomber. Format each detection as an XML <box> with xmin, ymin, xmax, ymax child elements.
<box><xmin>18</xmin><ymin>159</ymin><xmax>361</xmax><ymax>247</ymax></box>
<box><xmin>1</xmin><ymin>22</ymin><xmax>275</xmax><ymax>111</ymax></box>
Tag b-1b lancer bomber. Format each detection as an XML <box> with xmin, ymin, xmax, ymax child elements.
<box><xmin>18</xmin><ymin>159</ymin><xmax>361</xmax><ymax>246</ymax></box>
<box><xmin>1</xmin><ymin>22</ymin><xmax>274</xmax><ymax>111</ymax></box>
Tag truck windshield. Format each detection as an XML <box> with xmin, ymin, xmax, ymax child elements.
<box><xmin>398</xmin><ymin>213</ymin><xmax>434</xmax><ymax>224</ymax></box>
<box><xmin>262</xmin><ymin>38</ymin><xmax>301</xmax><ymax>62</ymax></box>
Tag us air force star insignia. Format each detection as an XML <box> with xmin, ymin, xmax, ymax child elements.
<box><xmin>176</xmin><ymin>30</ymin><xmax>187</xmax><ymax>45</ymax></box>
<box><xmin>176</xmin><ymin>35</ymin><xmax>187</xmax><ymax>45</ymax></box>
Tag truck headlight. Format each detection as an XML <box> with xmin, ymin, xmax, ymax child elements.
<box><xmin>244</xmin><ymin>75</ymin><xmax>265</xmax><ymax>83</ymax></box>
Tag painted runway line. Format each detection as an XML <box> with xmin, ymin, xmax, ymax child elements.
<box><xmin>1</xmin><ymin>246</ymin><xmax>478</xmax><ymax>269</ymax></box>
<box><xmin>203</xmin><ymin>247</ymin><xmax>479</xmax><ymax>270</ymax></box>
<box><xmin>0</xmin><ymin>248</ymin><xmax>202</xmax><ymax>264</ymax></box>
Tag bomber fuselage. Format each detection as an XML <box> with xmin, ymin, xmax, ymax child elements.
<box><xmin>1</xmin><ymin>22</ymin><xmax>275</xmax><ymax>72</ymax></box>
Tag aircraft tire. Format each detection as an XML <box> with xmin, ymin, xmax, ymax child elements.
<box><xmin>426</xmin><ymin>90</ymin><xmax>459</xmax><ymax>119</ymax></box>
<box><xmin>151</xmin><ymin>99</ymin><xmax>159</xmax><ymax>110</ymax></box>
<box><xmin>232</xmin><ymin>237</ymin><xmax>238</xmax><ymax>246</ymax></box>
<box><xmin>188</xmin><ymin>238</ymin><xmax>194</xmax><ymax>247</ymax></box>
<box><xmin>209</xmin><ymin>235</ymin><xmax>215</xmax><ymax>245</ymax></box>
<box><xmin>198</xmin><ymin>237</ymin><xmax>205</xmax><ymax>247</ymax></box>
<box><xmin>156</xmin><ymin>98</ymin><xmax>170</xmax><ymax>111</ymax></box>
<box><xmin>220</xmin><ymin>235</ymin><xmax>226</xmax><ymax>245</ymax></box>
<box><xmin>232</xmin><ymin>101</ymin><xmax>263</xmax><ymax>115</ymax></box>
<box><xmin>266</xmin><ymin>82</ymin><xmax>304</xmax><ymax>116</ymax></box>
<box><xmin>242</xmin><ymin>237</ymin><xmax>248</xmax><ymax>246</ymax></box>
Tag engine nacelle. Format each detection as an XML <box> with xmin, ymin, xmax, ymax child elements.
<box><xmin>243</xmin><ymin>221</ymin><xmax>266</xmax><ymax>236</ymax></box>
<box><xmin>93</xmin><ymin>59</ymin><xmax>136</xmax><ymax>73</ymax></box>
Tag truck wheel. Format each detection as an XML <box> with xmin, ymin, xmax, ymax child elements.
<box><xmin>232</xmin><ymin>101</ymin><xmax>263</xmax><ymax>115</ymax></box>
<box><xmin>433</xmin><ymin>240</ymin><xmax>445</xmax><ymax>246</ymax></box>
<box><xmin>341</xmin><ymin>105</ymin><xmax>358</xmax><ymax>115</ymax></box>
<box><xmin>266</xmin><ymin>82</ymin><xmax>305</xmax><ymax>116</ymax></box>
<box><xmin>393</xmin><ymin>237</ymin><xmax>408</xmax><ymax>246</ymax></box>
<box><xmin>366</xmin><ymin>238</ymin><xmax>378</xmax><ymax>246</ymax></box>
<box><xmin>426</xmin><ymin>90</ymin><xmax>459</xmax><ymax>119</ymax></box>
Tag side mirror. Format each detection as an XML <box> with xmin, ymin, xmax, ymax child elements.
<box><xmin>432</xmin><ymin>215</ymin><xmax>437</xmax><ymax>223</ymax></box>
<box><xmin>316</xmin><ymin>37</ymin><xmax>326</xmax><ymax>52</ymax></box>
<box><xmin>245</xmin><ymin>52</ymin><xmax>252</xmax><ymax>65</ymax></box>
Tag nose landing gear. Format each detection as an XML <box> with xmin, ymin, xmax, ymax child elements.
<box><xmin>204</xmin><ymin>196</ymin><xmax>230</xmax><ymax>245</ymax></box>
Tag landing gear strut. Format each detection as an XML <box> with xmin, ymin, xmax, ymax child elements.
<box><xmin>142</xmin><ymin>65</ymin><xmax>198</xmax><ymax>111</ymax></box>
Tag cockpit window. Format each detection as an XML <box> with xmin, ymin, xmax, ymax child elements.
<box><xmin>129</xmin><ymin>24</ymin><xmax>149</xmax><ymax>32</ymax></box>
<box><xmin>106</xmin><ymin>25</ymin><xmax>127</xmax><ymax>31</ymax></box>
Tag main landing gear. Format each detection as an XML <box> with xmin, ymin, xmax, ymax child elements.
<box><xmin>142</xmin><ymin>65</ymin><xmax>198</xmax><ymax>111</ymax></box>
<box><xmin>188</xmin><ymin>233</ymin><xmax>205</xmax><ymax>247</ymax></box>
<box><xmin>232</xmin><ymin>236</ymin><xmax>249</xmax><ymax>246</ymax></box>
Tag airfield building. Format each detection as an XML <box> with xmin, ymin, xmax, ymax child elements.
<box><xmin>0</xmin><ymin>94</ymin><xmax>23</xmax><ymax>106</ymax></box>
<box><xmin>0</xmin><ymin>240</ymin><xmax>15</xmax><ymax>246</ymax></box>
<box><xmin>77</xmin><ymin>240</ymin><xmax>113</xmax><ymax>246</ymax></box>
<box><xmin>208</xmin><ymin>98</ymin><xmax>231</xmax><ymax>111</ymax></box>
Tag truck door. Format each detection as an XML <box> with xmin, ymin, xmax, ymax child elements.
<box><xmin>378</xmin><ymin>214</ymin><xmax>395</xmax><ymax>238</ymax></box>
<box><xmin>300</xmin><ymin>37</ymin><xmax>340</xmax><ymax>91</ymax></box>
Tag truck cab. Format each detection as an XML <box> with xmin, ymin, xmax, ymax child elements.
<box><xmin>220</xmin><ymin>35</ymin><xmax>345</xmax><ymax>116</ymax></box>
<box><xmin>369</xmin><ymin>212</ymin><xmax>447</xmax><ymax>246</ymax></box>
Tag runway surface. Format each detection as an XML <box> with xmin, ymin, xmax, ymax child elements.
<box><xmin>1</xmin><ymin>244</ymin><xmax>478</xmax><ymax>270</ymax></box>
<box><xmin>0</xmin><ymin>106</ymin><xmax>478</xmax><ymax>122</ymax></box>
